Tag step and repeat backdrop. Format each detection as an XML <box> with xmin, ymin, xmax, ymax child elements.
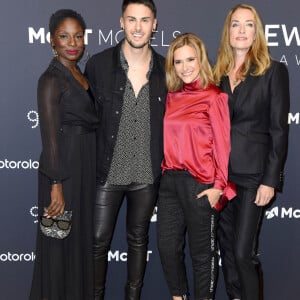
<box><xmin>0</xmin><ymin>0</ymin><xmax>299</xmax><ymax>299</ymax></box>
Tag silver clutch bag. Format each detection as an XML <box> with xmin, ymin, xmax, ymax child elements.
<box><xmin>39</xmin><ymin>210</ymin><xmax>72</xmax><ymax>239</ymax></box>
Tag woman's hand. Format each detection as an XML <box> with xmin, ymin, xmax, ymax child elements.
<box><xmin>196</xmin><ymin>188</ymin><xmax>222</xmax><ymax>208</ymax></box>
<box><xmin>255</xmin><ymin>184</ymin><xmax>275</xmax><ymax>206</ymax></box>
<box><xmin>44</xmin><ymin>183</ymin><xmax>65</xmax><ymax>217</ymax></box>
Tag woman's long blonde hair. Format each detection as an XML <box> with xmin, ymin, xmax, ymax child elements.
<box><xmin>213</xmin><ymin>4</ymin><xmax>271</xmax><ymax>85</ymax></box>
<box><xmin>166</xmin><ymin>33</ymin><xmax>214</xmax><ymax>92</ymax></box>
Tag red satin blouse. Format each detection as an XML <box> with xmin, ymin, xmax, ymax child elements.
<box><xmin>162</xmin><ymin>80</ymin><xmax>235</xmax><ymax>204</ymax></box>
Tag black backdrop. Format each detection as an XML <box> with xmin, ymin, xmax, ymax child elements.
<box><xmin>0</xmin><ymin>0</ymin><xmax>299</xmax><ymax>299</ymax></box>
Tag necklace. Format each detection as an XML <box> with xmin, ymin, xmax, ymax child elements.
<box><xmin>229</xmin><ymin>75</ymin><xmax>240</xmax><ymax>86</ymax></box>
<box><xmin>232</xmin><ymin>78</ymin><xmax>240</xmax><ymax>86</ymax></box>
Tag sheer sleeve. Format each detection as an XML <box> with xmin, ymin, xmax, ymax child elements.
<box><xmin>37</xmin><ymin>72</ymin><xmax>70</xmax><ymax>181</ymax></box>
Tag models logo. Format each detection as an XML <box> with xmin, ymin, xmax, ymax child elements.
<box><xmin>288</xmin><ymin>112</ymin><xmax>300</xmax><ymax>125</ymax></box>
<box><xmin>108</xmin><ymin>250</ymin><xmax>152</xmax><ymax>262</ymax></box>
<box><xmin>150</xmin><ymin>206</ymin><xmax>157</xmax><ymax>222</ymax></box>
<box><xmin>28</xmin><ymin>27</ymin><xmax>181</xmax><ymax>47</ymax></box>
<box><xmin>28</xmin><ymin>27</ymin><xmax>93</xmax><ymax>44</ymax></box>
<box><xmin>0</xmin><ymin>252</ymin><xmax>35</xmax><ymax>262</ymax></box>
<box><xmin>265</xmin><ymin>206</ymin><xmax>300</xmax><ymax>219</ymax></box>
<box><xmin>0</xmin><ymin>159</ymin><xmax>39</xmax><ymax>169</ymax></box>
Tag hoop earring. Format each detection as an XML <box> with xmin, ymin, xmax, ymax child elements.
<box><xmin>52</xmin><ymin>47</ymin><xmax>58</xmax><ymax>58</ymax></box>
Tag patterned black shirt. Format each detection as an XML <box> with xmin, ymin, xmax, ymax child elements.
<box><xmin>106</xmin><ymin>49</ymin><xmax>154</xmax><ymax>185</ymax></box>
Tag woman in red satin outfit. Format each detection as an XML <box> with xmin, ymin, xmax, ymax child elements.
<box><xmin>157</xmin><ymin>33</ymin><xmax>235</xmax><ymax>300</ymax></box>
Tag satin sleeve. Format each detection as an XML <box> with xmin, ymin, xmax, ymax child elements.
<box><xmin>37</xmin><ymin>73</ymin><xmax>70</xmax><ymax>181</ymax></box>
<box><xmin>209</xmin><ymin>92</ymin><xmax>231</xmax><ymax>190</ymax></box>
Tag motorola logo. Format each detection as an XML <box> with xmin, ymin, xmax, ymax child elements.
<box><xmin>0</xmin><ymin>159</ymin><xmax>39</xmax><ymax>169</ymax></box>
<box><xmin>265</xmin><ymin>207</ymin><xmax>279</xmax><ymax>219</ymax></box>
<box><xmin>0</xmin><ymin>252</ymin><xmax>36</xmax><ymax>262</ymax></box>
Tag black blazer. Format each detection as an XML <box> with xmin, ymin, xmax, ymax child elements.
<box><xmin>220</xmin><ymin>61</ymin><xmax>290</xmax><ymax>190</ymax></box>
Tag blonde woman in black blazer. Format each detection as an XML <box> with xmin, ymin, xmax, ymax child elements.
<box><xmin>214</xmin><ymin>4</ymin><xmax>289</xmax><ymax>300</ymax></box>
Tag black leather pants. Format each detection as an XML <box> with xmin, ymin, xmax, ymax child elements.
<box><xmin>93</xmin><ymin>182</ymin><xmax>157</xmax><ymax>300</ymax></box>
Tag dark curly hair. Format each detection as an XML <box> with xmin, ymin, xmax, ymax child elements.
<box><xmin>49</xmin><ymin>9</ymin><xmax>86</xmax><ymax>35</ymax></box>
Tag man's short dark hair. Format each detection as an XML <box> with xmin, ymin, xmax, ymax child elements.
<box><xmin>122</xmin><ymin>0</ymin><xmax>157</xmax><ymax>18</ymax></box>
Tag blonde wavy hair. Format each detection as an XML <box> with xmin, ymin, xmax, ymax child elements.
<box><xmin>166</xmin><ymin>33</ymin><xmax>214</xmax><ymax>92</ymax></box>
<box><xmin>213</xmin><ymin>4</ymin><xmax>271</xmax><ymax>85</ymax></box>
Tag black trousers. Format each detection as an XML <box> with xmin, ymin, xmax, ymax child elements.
<box><xmin>218</xmin><ymin>174</ymin><xmax>263</xmax><ymax>300</ymax></box>
<box><xmin>157</xmin><ymin>171</ymin><xmax>219</xmax><ymax>300</ymax></box>
<box><xmin>93</xmin><ymin>182</ymin><xmax>157</xmax><ymax>299</ymax></box>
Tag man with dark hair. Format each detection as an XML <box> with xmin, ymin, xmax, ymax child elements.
<box><xmin>121</xmin><ymin>0</ymin><xmax>157</xmax><ymax>17</ymax></box>
<box><xmin>85</xmin><ymin>0</ymin><xmax>166</xmax><ymax>299</ymax></box>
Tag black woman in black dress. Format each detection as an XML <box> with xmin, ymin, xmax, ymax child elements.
<box><xmin>29</xmin><ymin>9</ymin><xmax>98</xmax><ymax>300</ymax></box>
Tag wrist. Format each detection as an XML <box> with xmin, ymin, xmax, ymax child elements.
<box><xmin>51</xmin><ymin>179</ymin><xmax>61</xmax><ymax>185</ymax></box>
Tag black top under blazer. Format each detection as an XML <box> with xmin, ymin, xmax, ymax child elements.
<box><xmin>220</xmin><ymin>60</ymin><xmax>290</xmax><ymax>190</ymax></box>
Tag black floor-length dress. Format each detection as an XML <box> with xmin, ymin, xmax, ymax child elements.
<box><xmin>29</xmin><ymin>59</ymin><xmax>98</xmax><ymax>300</ymax></box>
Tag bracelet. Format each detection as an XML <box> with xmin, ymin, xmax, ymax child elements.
<box><xmin>51</xmin><ymin>179</ymin><xmax>61</xmax><ymax>185</ymax></box>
